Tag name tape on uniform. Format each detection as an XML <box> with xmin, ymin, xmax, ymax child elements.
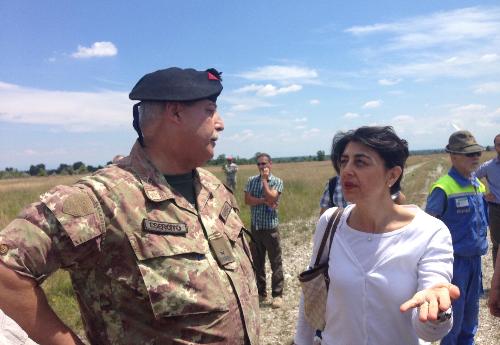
<box><xmin>219</xmin><ymin>202</ymin><xmax>233</xmax><ymax>223</ymax></box>
<box><xmin>143</xmin><ymin>219</ymin><xmax>188</xmax><ymax>235</ymax></box>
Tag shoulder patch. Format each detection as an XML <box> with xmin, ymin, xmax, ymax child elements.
<box><xmin>62</xmin><ymin>192</ymin><xmax>95</xmax><ymax>217</ymax></box>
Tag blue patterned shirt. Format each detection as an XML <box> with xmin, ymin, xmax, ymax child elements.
<box><xmin>245</xmin><ymin>173</ymin><xmax>284</xmax><ymax>230</ymax></box>
<box><xmin>319</xmin><ymin>176</ymin><xmax>401</xmax><ymax>208</ymax></box>
<box><xmin>475</xmin><ymin>156</ymin><xmax>500</xmax><ymax>205</ymax></box>
<box><xmin>319</xmin><ymin>176</ymin><xmax>347</xmax><ymax>208</ymax></box>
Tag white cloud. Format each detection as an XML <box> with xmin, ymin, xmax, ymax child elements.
<box><xmin>234</xmin><ymin>83</ymin><xmax>302</xmax><ymax>97</ymax></box>
<box><xmin>239</xmin><ymin>65</ymin><xmax>318</xmax><ymax>82</ymax></box>
<box><xmin>310</xmin><ymin>99</ymin><xmax>320</xmax><ymax>105</ymax></box>
<box><xmin>345</xmin><ymin>7</ymin><xmax>500</xmax><ymax>80</ymax></box>
<box><xmin>293</xmin><ymin>117</ymin><xmax>308</xmax><ymax>123</ymax></box>
<box><xmin>0</xmin><ymin>82</ymin><xmax>19</xmax><ymax>90</ymax></box>
<box><xmin>474</xmin><ymin>82</ymin><xmax>500</xmax><ymax>94</ymax></box>
<box><xmin>223</xmin><ymin>96</ymin><xmax>274</xmax><ymax>112</ymax></box>
<box><xmin>343</xmin><ymin>112</ymin><xmax>360</xmax><ymax>119</ymax></box>
<box><xmin>72</xmin><ymin>41</ymin><xmax>118</xmax><ymax>58</ymax></box>
<box><xmin>227</xmin><ymin>129</ymin><xmax>255</xmax><ymax>142</ymax></box>
<box><xmin>362</xmin><ymin>100</ymin><xmax>382</xmax><ymax>109</ymax></box>
<box><xmin>390</xmin><ymin>103</ymin><xmax>499</xmax><ymax>149</ymax></box>
<box><xmin>302</xmin><ymin>128</ymin><xmax>320</xmax><ymax>139</ymax></box>
<box><xmin>345</xmin><ymin>7</ymin><xmax>500</xmax><ymax>51</ymax></box>
<box><xmin>23</xmin><ymin>149</ymin><xmax>37</xmax><ymax>156</ymax></box>
<box><xmin>382</xmin><ymin>53</ymin><xmax>500</xmax><ymax>79</ymax></box>
<box><xmin>480</xmin><ymin>53</ymin><xmax>499</xmax><ymax>62</ymax></box>
<box><xmin>378</xmin><ymin>78</ymin><xmax>401</xmax><ymax>86</ymax></box>
<box><xmin>0</xmin><ymin>82</ymin><xmax>130</xmax><ymax>131</ymax></box>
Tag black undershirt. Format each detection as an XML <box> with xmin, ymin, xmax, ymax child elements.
<box><xmin>164</xmin><ymin>171</ymin><xmax>196</xmax><ymax>206</ymax></box>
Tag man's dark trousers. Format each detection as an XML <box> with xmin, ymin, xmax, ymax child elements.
<box><xmin>489</xmin><ymin>202</ymin><xmax>500</xmax><ymax>267</ymax></box>
<box><xmin>250</xmin><ymin>226</ymin><xmax>284</xmax><ymax>298</ymax></box>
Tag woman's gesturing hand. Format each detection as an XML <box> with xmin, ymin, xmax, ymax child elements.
<box><xmin>399</xmin><ymin>282</ymin><xmax>460</xmax><ymax>322</ymax></box>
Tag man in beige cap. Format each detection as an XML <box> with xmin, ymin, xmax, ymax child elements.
<box><xmin>222</xmin><ymin>155</ymin><xmax>238</xmax><ymax>190</ymax></box>
<box><xmin>425</xmin><ymin>130</ymin><xmax>488</xmax><ymax>345</ymax></box>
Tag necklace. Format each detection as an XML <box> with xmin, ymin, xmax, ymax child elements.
<box><xmin>367</xmin><ymin>227</ymin><xmax>377</xmax><ymax>241</ymax></box>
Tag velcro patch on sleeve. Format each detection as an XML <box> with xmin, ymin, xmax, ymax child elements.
<box><xmin>143</xmin><ymin>219</ymin><xmax>188</xmax><ymax>235</ymax></box>
<box><xmin>62</xmin><ymin>192</ymin><xmax>95</xmax><ymax>217</ymax></box>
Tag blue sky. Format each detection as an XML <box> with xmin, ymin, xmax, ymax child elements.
<box><xmin>1</xmin><ymin>1</ymin><xmax>499</xmax><ymax>170</ymax></box>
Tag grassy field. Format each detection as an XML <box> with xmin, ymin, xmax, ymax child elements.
<box><xmin>0</xmin><ymin>151</ymin><xmax>496</xmax><ymax>338</ymax></box>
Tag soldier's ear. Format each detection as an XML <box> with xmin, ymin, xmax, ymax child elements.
<box><xmin>165</xmin><ymin>102</ymin><xmax>182</xmax><ymax>123</ymax></box>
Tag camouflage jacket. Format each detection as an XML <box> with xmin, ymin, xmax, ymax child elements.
<box><xmin>0</xmin><ymin>142</ymin><xmax>260</xmax><ymax>345</ymax></box>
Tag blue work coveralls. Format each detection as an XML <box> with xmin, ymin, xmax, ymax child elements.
<box><xmin>426</xmin><ymin>167</ymin><xmax>488</xmax><ymax>345</ymax></box>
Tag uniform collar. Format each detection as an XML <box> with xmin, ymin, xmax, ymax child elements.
<box><xmin>127</xmin><ymin>141</ymin><xmax>222</xmax><ymax>204</ymax></box>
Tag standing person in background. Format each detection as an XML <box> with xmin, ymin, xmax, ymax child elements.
<box><xmin>425</xmin><ymin>130</ymin><xmax>488</xmax><ymax>345</ymax></box>
<box><xmin>0</xmin><ymin>67</ymin><xmax>260</xmax><ymax>345</ymax></box>
<box><xmin>488</xmin><ymin>249</ymin><xmax>500</xmax><ymax>317</ymax></box>
<box><xmin>295</xmin><ymin>126</ymin><xmax>458</xmax><ymax>345</ymax></box>
<box><xmin>319</xmin><ymin>168</ymin><xmax>406</xmax><ymax>216</ymax></box>
<box><xmin>475</xmin><ymin>134</ymin><xmax>500</xmax><ymax>268</ymax></box>
<box><xmin>223</xmin><ymin>155</ymin><xmax>238</xmax><ymax>190</ymax></box>
<box><xmin>245</xmin><ymin>153</ymin><xmax>284</xmax><ymax>308</ymax></box>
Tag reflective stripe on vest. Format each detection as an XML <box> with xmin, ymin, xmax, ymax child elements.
<box><xmin>430</xmin><ymin>174</ymin><xmax>487</xmax><ymax>256</ymax></box>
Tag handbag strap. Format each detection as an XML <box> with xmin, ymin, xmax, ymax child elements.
<box><xmin>313</xmin><ymin>207</ymin><xmax>344</xmax><ymax>267</ymax></box>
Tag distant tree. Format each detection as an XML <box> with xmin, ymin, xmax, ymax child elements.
<box><xmin>316</xmin><ymin>150</ymin><xmax>326</xmax><ymax>161</ymax></box>
<box><xmin>215</xmin><ymin>154</ymin><xmax>226</xmax><ymax>165</ymax></box>
<box><xmin>28</xmin><ymin>165</ymin><xmax>37</xmax><ymax>176</ymax></box>
<box><xmin>56</xmin><ymin>163</ymin><xmax>73</xmax><ymax>175</ymax></box>
<box><xmin>72</xmin><ymin>161</ymin><xmax>87</xmax><ymax>174</ymax></box>
<box><xmin>29</xmin><ymin>164</ymin><xmax>46</xmax><ymax>176</ymax></box>
<box><xmin>72</xmin><ymin>161</ymin><xmax>85</xmax><ymax>170</ymax></box>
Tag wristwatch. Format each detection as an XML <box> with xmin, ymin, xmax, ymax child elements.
<box><xmin>437</xmin><ymin>309</ymin><xmax>452</xmax><ymax>322</ymax></box>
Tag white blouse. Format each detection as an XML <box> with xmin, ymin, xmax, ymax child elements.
<box><xmin>295</xmin><ymin>205</ymin><xmax>454</xmax><ymax>345</ymax></box>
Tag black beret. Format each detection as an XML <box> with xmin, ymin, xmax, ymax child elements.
<box><xmin>129</xmin><ymin>67</ymin><xmax>223</xmax><ymax>102</ymax></box>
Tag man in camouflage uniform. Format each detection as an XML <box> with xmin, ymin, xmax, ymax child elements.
<box><xmin>0</xmin><ymin>67</ymin><xmax>260</xmax><ymax>345</ymax></box>
<box><xmin>222</xmin><ymin>156</ymin><xmax>238</xmax><ymax>190</ymax></box>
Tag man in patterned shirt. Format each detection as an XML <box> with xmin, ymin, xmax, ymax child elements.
<box><xmin>244</xmin><ymin>153</ymin><xmax>284</xmax><ymax>308</ymax></box>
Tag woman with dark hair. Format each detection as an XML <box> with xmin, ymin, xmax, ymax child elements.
<box><xmin>294</xmin><ymin>126</ymin><xmax>459</xmax><ymax>345</ymax></box>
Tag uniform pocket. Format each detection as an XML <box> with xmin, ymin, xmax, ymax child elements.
<box><xmin>221</xmin><ymin>208</ymin><xmax>257</xmax><ymax>294</ymax></box>
<box><xmin>127</xmin><ymin>231</ymin><xmax>229</xmax><ymax>319</ymax></box>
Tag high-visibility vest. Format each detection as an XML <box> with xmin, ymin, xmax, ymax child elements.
<box><xmin>430</xmin><ymin>174</ymin><xmax>488</xmax><ymax>256</ymax></box>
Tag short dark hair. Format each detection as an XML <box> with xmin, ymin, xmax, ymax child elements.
<box><xmin>256</xmin><ymin>153</ymin><xmax>272</xmax><ymax>161</ymax></box>
<box><xmin>330</xmin><ymin>126</ymin><xmax>409</xmax><ymax>195</ymax></box>
<box><xmin>494</xmin><ymin>134</ymin><xmax>500</xmax><ymax>144</ymax></box>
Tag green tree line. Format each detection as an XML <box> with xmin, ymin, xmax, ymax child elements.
<box><xmin>4</xmin><ymin>146</ymin><xmax>493</xmax><ymax>180</ymax></box>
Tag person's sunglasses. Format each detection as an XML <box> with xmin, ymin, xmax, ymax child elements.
<box><xmin>257</xmin><ymin>162</ymin><xmax>267</xmax><ymax>166</ymax></box>
<box><xmin>464</xmin><ymin>152</ymin><xmax>481</xmax><ymax>158</ymax></box>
